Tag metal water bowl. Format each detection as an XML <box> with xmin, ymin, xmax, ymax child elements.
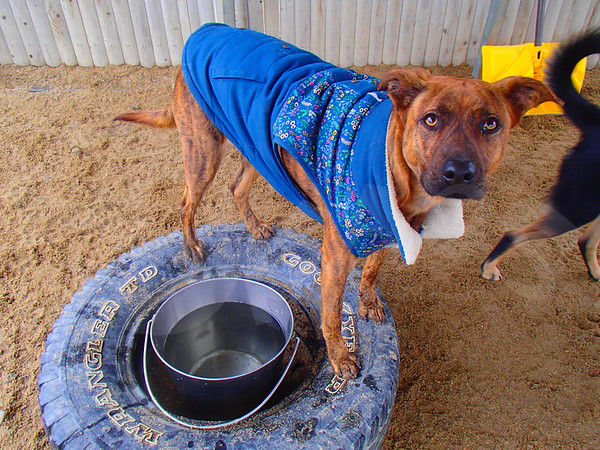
<box><xmin>145</xmin><ymin>278</ymin><xmax>296</xmax><ymax>423</ymax></box>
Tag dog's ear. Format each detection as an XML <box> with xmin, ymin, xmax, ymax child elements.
<box><xmin>379</xmin><ymin>68</ymin><xmax>432</xmax><ymax>110</ymax></box>
<box><xmin>492</xmin><ymin>76</ymin><xmax>561</xmax><ymax>127</ymax></box>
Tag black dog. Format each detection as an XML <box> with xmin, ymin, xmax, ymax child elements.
<box><xmin>482</xmin><ymin>28</ymin><xmax>600</xmax><ymax>281</ymax></box>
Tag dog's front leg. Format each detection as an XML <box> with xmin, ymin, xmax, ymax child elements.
<box><xmin>321</xmin><ymin>220</ymin><xmax>361</xmax><ymax>379</ymax></box>
<box><xmin>358</xmin><ymin>248</ymin><xmax>387</xmax><ymax>322</ymax></box>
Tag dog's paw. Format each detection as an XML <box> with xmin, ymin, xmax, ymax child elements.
<box><xmin>250</xmin><ymin>222</ymin><xmax>274</xmax><ymax>240</ymax></box>
<box><xmin>326</xmin><ymin>339</ymin><xmax>361</xmax><ymax>379</ymax></box>
<box><xmin>331</xmin><ymin>351</ymin><xmax>361</xmax><ymax>379</ymax></box>
<box><xmin>358</xmin><ymin>290</ymin><xmax>386</xmax><ymax>323</ymax></box>
<box><xmin>579</xmin><ymin>239</ymin><xmax>600</xmax><ymax>281</ymax></box>
<box><xmin>183</xmin><ymin>239</ymin><xmax>204</xmax><ymax>263</ymax></box>
<box><xmin>481</xmin><ymin>262</ymin><xmax>503</xmax><ymax>281</ymax></box>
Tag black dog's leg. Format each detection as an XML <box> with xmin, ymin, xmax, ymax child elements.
<box><xmin>482</xmin><ymin>207</ymin><xmax>577</xmax><ymax>281</ymax></box>
<box><xmin>578</xmin><ymin>217</ymin><xmax>600</xmax><ymax>281</ymax></box>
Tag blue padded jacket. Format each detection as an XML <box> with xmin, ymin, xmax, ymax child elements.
<box><xmin>182</xmin><ymin>24</ymin><xmax>464</xmax><ymax>262</ymax></box>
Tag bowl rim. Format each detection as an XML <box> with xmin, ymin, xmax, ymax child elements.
<box><xmin>149</xmin><ymin>277</ymin><xmax>295</xmax><ymax>381</ymax></box>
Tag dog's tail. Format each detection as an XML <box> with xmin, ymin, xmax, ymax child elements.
<box><xmin>113</xmin><ymin>107</ymin><xmax>176</xmax><ymax>128</ymax></box>
<box><xmin>547</xmin><ymin>28</ymin><xmax>600</xmax><ymax>130</ymax></box>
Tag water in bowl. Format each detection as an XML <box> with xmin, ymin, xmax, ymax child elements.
<box><xmin>163</xmin><ymin>302</ymin><xmax>285</xmax><ymax>378</ymax></box>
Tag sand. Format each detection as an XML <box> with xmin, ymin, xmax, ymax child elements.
<box><xmin>0</xmin><ymin>62</ymin><xmax>598</xmax><ymax>448</ymax></box>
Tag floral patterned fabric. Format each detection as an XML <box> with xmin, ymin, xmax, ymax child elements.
<box><xmin>273</xmin><ymin>69</ymin><xmax>394</xmax><ymax>257</ymax></box>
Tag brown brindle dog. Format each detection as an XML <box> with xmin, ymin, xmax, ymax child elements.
<box><xmin>115</xmin><ymin>67</ymin><xmax>556</xmax><ymax>379</ymax></box>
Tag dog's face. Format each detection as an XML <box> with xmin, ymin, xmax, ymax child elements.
<box><xmin>380</xmin><ymin>69</ymin><xmax>558</xmax><ymax>200</ymax></box>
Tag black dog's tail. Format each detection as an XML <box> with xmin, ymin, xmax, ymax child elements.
<box><xmin>547</xmin><ymin>27</ymin><xmax>600</xmax><ymax>130</ymax></box>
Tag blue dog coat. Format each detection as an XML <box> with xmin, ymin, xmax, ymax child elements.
<box><xmin>182</xmin><ymin>24</ymin><xmax>464</xmax><ymax>262</ymax></box>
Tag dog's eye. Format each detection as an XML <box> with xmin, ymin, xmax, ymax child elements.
<box><xmin>481</xmin><ymin>117</ymin><xmax>500</xmax><ymax>134</ymax></box>
<box><xmin>422</xmin><ymin>113</ymin><xmax>439</xmax><ymax>129</ymax></box>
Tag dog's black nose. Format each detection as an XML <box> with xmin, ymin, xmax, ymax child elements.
<box><xmin>442</xmin><ymin>159</ymin><xmax>477</xmax><ymax>185</ymax></box>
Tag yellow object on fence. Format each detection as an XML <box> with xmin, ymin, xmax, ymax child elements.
<box><xmin>481</xmin><ymin>42</ymin><xmax>587</xmax><ymax>115</ymax></box>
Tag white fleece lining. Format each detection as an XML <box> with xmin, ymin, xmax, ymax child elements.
<box><xmin>420</xmin><ymin>199</ymin><xmax>465</xmax><ymax>239</ymax></box>
<box><xmin>384</xmin><ymin>118</ymin><xmax>423</xmax><ymax>265</ymax></box>
<box><xmin>384</xmin><ymin>118</ymin><xmax>465</xmax><ymax>265</ymax></box>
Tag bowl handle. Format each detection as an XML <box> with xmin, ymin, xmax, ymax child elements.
<box><xmin>143</xmin><ymin>319</ymin><xmax>300</xmax><ymax>429</ymax></box>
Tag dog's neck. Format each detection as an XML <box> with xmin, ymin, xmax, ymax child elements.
<box><xmin>387</xmin><ymin>117</ymin><xmax>443</xmax><ymax>226</ymax></box>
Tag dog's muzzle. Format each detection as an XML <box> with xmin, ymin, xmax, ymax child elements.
<box><xmin>422</xmin><ymin>158</ymin><xmax>485</xmax><ymax>200</ymax></box>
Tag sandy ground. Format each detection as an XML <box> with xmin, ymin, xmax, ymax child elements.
<box><xmin>0</xmin><ymin>62</ymin><xmax>598</xmax><ymax>448</ymax></box>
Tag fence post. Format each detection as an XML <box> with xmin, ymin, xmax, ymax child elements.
<box><xmin>199</xmin><ymin>0</ymin><xmax>216</xmax><ymax>26</ymax></box>
<box><xmin>78</xmin><ymin>0</ymin><xmax>109</xmax><ymax>66</ymax></box>
<box><xmin>586</xmin><ymin>1</ymin><xmax>599</xmax><ymax>68</ymax></box>
<box><xmin>295</xmin><ymin>0</ymin><xmax>310</xmax><ymax>50</ymax></box>
<box><xmin>367</xmin><ymin>0</ymin><xmax>386</xmax><ymax>65</ymax></box>
<box><xmin>213</xmin><ymin>0</ymin><xmax>234</xmax><ymax>26</ymax></box>
<box><xmin>325</xmin><ymin>0</ymin><xmax>340</xmax><ymax>65</ymax></box>
<box><xmin>247</xmin><ymin>0</ymin><xmax>263</xmax><ymax>32</ymax></box>
<box><xmin>424</xmin><ymin>0</ymin><xmax>447</xmax><ymax>67</ymax></box>
<box><xmin>410</xmin><ymin>0</ymin><xmax>431</xmax><ymax>66</ymax></box>
<box><xmin>26</xmin><ymin>0</ymin><xmax>61</xmax><ymax>66</ymax></box>
<box><xmin>466</xmin><ymin>0</ymin><xmax>492</xmax><ymax>66</ymax></box>
<box><xmin>438</xmin><ymin>0</ymin><xmax>460</xmax><ymax>66</ymax></box>
<box><xmin>59</xmin><ymin>0</ymin><xmax>93</xmax><ymax>66</ymax></box>
<box><xmin>382</xmin><ymin>0</ymin><xmax>401</xmax><ymax>65</ymax></box>
<box><xmin>44</xmin><ymin>0</ymin><xmax>77</xmax><ymax>65</ymax></box>
<box><xmin>263</xmin><ymin>0</ymin><xmax>279</xmax><ymax>37</ymax></box>
<box><xmin>339</xmin><ymin>0</ymin><xmax>356</xmax><ymax>67</ymax></box>
<box><xmin>178</xmin><ymin>0</ymin><xmax>192</xmax><ymax>40</ymax></box>
<box><xmin>234</xmin><ymin>0</ymin><xmax>248</xmax><ymax>28</ymax></box>
<box><xmin>279</xmin><ymin>0</ymin><xmax>294</xmax><ymax>44</ymax></box>
<box><xmin>128</xmin><ymin>0</ymin><xmax>155</xmax><ymax>67</ymax></box>
<box><xmin>186</xmin><ymin>0</ymin><xmax>200</xmax><ymax>31</ymax></box>
<box><xmin>112</xmin><ymin>0</ymin><xmax>140</xmax><ymax>65</ymax></box>
<box><xmin>472</xmin><ymin>0</ymin><xmax>509</xmax><ymax>78</ymax></box>
<box><xmin>94</xmin><ymin>0</ymin><xmax>125</xmax><ymax>65</ymax></box>
<box><xmin>8</xmin><ymin>0</ymin><xmax>45</xmax><ymax>65</ymax></box>
<box><xmin>160</xmin><ymin>0</ymin><xmax>183</xmax><ymax>65</ymax></box>
<box><xmin>452</xmin><ymin>0</ymin><xmax>478</xmax><ymax>65</ymax></box>
<box><xmin>0</xmin><ymin>24</ymin><xmax>12</xmax><ymax>63</ymax></box>
<box><xmin>354</xmin><ymin>0</ymin><xmax>371</xmax><ymax>66</ymax></box>
<box><xmin>145</xmin><ymin>0</ymin><xmax>170</xmax><ymax>66</ymax></box>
